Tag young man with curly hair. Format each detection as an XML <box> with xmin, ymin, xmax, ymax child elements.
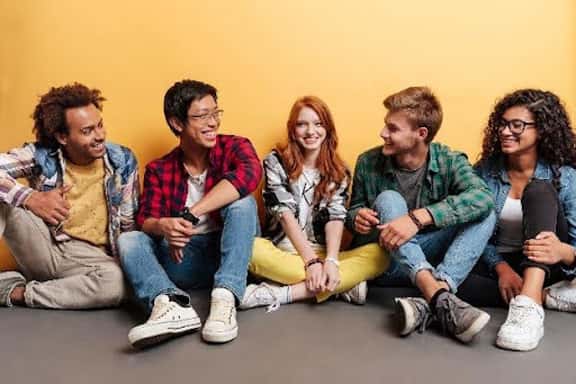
<box><xmin>346</xmin><ymin>86</ymin><xmax>496</xmax><ymax>343</ymax></box>
<box><xmin>0</xmin><ymin>83</ymin><xmax>139</xmax><ymax>309</ymax></box>
<box><xmin>118</xmin><ymin>80</ymin><xmax>261</xmax><ymax>347</ymax></box>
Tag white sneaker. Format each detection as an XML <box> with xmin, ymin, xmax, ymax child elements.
<box><xmin>496</xmin><ymin>295</ymin><xmax>544</xmax><ymax>351</ymax></box>
<box><xmin>202</xmin><ymin>288</ymin><xmax>238</xmax><ymax>343</ymax></box>
<box><xmin>545</xmin><ymin>279</ymin><xmax>576</xmax><ymax>312</ymax></box>
<box><xmin>239</xmin><ymin>282</ymin><xmax>288</xmax><ymax>312</ymax></box>
<box><xmin>339</xmin><ymin>281</ymin><xmax>367</xmax><ymax>305</ymax></box>
<box><xmin>128</xmin><ymin>295</ymin><xmax>201</xmax><ymax>348</ymax></box>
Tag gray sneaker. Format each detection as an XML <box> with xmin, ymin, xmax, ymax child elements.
<box><xmin>394</xmin><ymin>297</ymin><xmax>433</xmax><ymax>336</ymax></box>
<box><xmin>0</xmin><ymin>271</ymin><xmax>26</xmax><ymax>307</ymax></box>
<box><xmin>434</xmin><ymin>291</ymin><xmax>490</xmax><ymax>343</ymax></box>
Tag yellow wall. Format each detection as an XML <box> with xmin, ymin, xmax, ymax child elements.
<box><xmin>1</xmin><ymin>0</ymin><xmax>575</xmax><ymax>269</ymax></box>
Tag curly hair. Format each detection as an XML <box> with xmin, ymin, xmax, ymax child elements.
<box><xmin>32</xmin><ymin>83</ymin><xmax>105</xmax><ymax>149</ymax></box>
<box><xmin>277</xmin><ymin>96</ymin><xmax>348</xmax><ymax>204</ymax></box>
<box><xmin>480</xmin><ymin>89</ymin><xmax>576</xmax><ymax>167</ymax></box>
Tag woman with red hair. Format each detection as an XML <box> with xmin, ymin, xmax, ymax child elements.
<box><xmin>240</xmin><ymin>96</ymin><xmax>389</xmax><ymax>311</ymax></box>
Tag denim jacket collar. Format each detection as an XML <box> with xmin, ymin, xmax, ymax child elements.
<box><xmin>490</xmin><ymin>157</ymin><xmax>551</xmax><ymax>184</ymax></box>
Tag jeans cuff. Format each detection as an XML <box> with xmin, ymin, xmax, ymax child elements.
<box><xmin>520</xmin><ymin>260</ymin><xmax>551</xmax><ymax>278</ymax></box>
<box><xmin>433</xmin><ymin>271</ymin><xmax>458</xmax><ymax>293</ymax></box>
<box><xmin>408</xmin><ymin>261</ymin><xmax>436</xmax><ymax>286</ymax></box>
<box><xmin>150</xmin><ymin>287</ymin><xmax>190</xmax><ymax>312</ymax></box>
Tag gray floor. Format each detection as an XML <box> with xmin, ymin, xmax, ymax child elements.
<box><xmin>1</xmin><ymin>287</ymin><xmax>574</xmax><ymax>384</ymax></box>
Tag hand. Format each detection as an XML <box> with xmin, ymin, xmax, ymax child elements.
<box><xmin>169</xmin><ymin>246</ymin><xmax>184</xmax><ymax>264</ymax></box>
<box><xmin>354</xmin><ymin>208</ymin><xmax>379</xmax><ymax>234</ymax></box>
<box><xmin>495</xmin><ymin>262</ymin><xmax>523</xmax><ymax>304</ymax></box>
<box><xmin>376</xmin><ymin>214</ymin><xmax>418</xmax><ymax>251</ymax></box>
<box><xmin>523</xmin><ymin>231</ymin><xmax>573</xmax><ymax>265</ymax></box>
<box><xmin>322</xmin><ymin>261</ymin><xmax>340</xmax><ymax>292</ymax></box>
<box><xmin>24</xmin><ymin>185</ymin><xmax>72</xmax><ymax>225</ymax></box>
<box><xmin>305</xmin><ymin>262</ymin><xmax>324</xmax><ymax>293</ymax></box>
<box><xmin>158</xmin><ymin>217</ymin><xmax>196</xmax><ymax>248</ymax></box>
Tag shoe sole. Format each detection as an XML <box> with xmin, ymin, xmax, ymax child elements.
<box><xmin>129</xmin><ymin>318</ymin><xmax>202</xmax><ymax>349</ymax></box>
<box><xmin>455</xmin><ymin>311</ymin><xmax>491</xmax><ymax>343</ymax></box>
<box><xmin>496</xmin><ymin>329</ymin><xmax>543</xmax><ymax>352</ymax></box>
<box><xmin>394</xmin><ymin>298</ymin><xmax>415</xmax><ymax>336</ymax></box>
<box><xmin>201</xmin><ymin>325</ymin><xmax>238</xmax><ymax>344</ymax></box>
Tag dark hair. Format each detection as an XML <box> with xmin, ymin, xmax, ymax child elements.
<box><xmin>480</xmin><ymin>89</ymin><xmax>576</xmax><ymax>167</ymax></box>
<box><xmin>383</xmin><ymin>86</ymin><xmax>443</xmax><ymax>143</ymax></box>
<box><xmin>32</xmin><ymin>83</ymin><xmax>105</xmax><ymax>149</ymax></box>
<box><xmin>163</xmin><ymin>79</ymin><xmax>218</xmax><ymax>136</ymax></box>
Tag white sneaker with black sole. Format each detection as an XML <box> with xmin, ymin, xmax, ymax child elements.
<box><xmin>128</xmin><ymin>294</ymin><xmax>201</xmax><ymax>348</ymax></box>
<box><xmin>202</xmin><ymin>288</ymin><xmax>238</xmax><ymax>343</ymax></box>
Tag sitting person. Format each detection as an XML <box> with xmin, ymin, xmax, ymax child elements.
<box><xmin>346</xmin><ymin>86</ymin><xmax>496</xmax><ymax>343</ymax></box>
<box><xmin>240</xmin><ymin>96</ymin><xmax>389</xmax><ymax>311</ymax></box>
<box><xmin>474</xmin><ymin>89</ymin><xmax>576</xmax><ymax>351</ymax></box>
<box><xmin>0</xmin><ymin>83</ymin><xmax>138</xmax><ymax>309</ymax></box>
<box><xmin>119</xmin><ymin>80</ymin><xmax>261</xmax><ymax>348</ymax></box>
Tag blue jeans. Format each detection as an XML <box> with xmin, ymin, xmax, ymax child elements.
<box><xmin>372</xmin><ymin>190</ymin><xmax>496</xmax><ymax>293</ymax></box>
<box><xmin>118</xmin><ymin>196</ymin><xmax>258</xmax><ymax>313</ymax></box>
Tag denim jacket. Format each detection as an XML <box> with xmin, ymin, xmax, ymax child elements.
<box><xmin>0</xmin><ymin>142</ymin><xmax>139</xmax><ymax>256</ymax></box>
<box><xmin>475</xmin><ymin>157</ymin><xmax>576</xmax><ymax>276</ymax></box>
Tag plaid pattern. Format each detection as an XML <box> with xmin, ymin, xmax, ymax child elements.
<box><xmin>0</xmin><ymin>142</ymin><xmax>139</xmax><ymax>256</ymax></box>
<box><xmin>261</xmin><ymin>150</ymin><xmax>349</xmax><ymax>245</ymax></box>
<box><xmin>346</xmin><ymin>142</ymin><xmax>494</xmax><ymax>245</ymax></box>
<box><xmin>137</xmin><ymin>134</ymin><xmax>262</xmax><ymax>226</ymax></box>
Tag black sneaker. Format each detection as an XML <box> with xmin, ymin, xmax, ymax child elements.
<box><xmin>394</xmin><ymin>297</ymin><xmax>433</xmax><ymax>336</ymax></box>
<box><xmin>434</xmin><ymin>291</ymin><xmax>490</xmax><ymax>343</ymax></box>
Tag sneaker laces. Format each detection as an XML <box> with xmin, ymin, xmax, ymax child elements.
<box><xmin>435</xmin><ymin>297</ymin><xmax>460</xmax><ymax>335</ymax></box>
<box><xmin>507</xmin><ymin>299</ymin><xmax>541</xmax><ymax>327</ymax></box>
<box><xmin>149</xmin><ymin>298</ymin><xmax>177</xmax><ymax>321</ymax></box>
<box><xmin>210</xmin><ymin>297</ymin><xmax>235</xmax><ymax>323</ymax></box>
<box><xmin>414</xmin><ymin>301</ymin><xmax>434</xmax><ymax>334</ymax></box>
<box><xmin>247</xmin><ymin>283</ymin><xmax>282</xmax><ymax>313</ymax></box>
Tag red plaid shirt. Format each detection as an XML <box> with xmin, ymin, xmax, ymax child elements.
<box><xmin>137</xmin><ymin>134</ymin><xmax>262</xmax><ymax>227</ymax></box>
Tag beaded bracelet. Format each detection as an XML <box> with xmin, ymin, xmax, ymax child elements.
<box><xmin>305</xmin><ymin>258</ymin><xmax>324</xmax><ymax>269</ymax></box>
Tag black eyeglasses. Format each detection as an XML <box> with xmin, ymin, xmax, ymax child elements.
<box><xmin>497</xmin><ymin>118</ymin><xmax>535</xmax><ymax>136</ymax></box>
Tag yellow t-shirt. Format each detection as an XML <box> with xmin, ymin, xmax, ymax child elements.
<box><xmin>62</xmin><ymin>159</ymin><xmax>108</xmax><ymax>246</ymax></box>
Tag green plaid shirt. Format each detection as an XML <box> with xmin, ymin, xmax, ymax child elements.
<box><xmin>346</xmin><ymin>142</ymin><xmax>494</xmax><ymax>246</ymax></box>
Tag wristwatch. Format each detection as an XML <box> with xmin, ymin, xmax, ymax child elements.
<box><xmin>325</xmin><ymin>257</ymin><xmax>340</xmax><ymax>267</ymax></box>
<box><xmin>179</xmin><ymin>207</ymin><xmax>200</xmax><ymax>225</ymax></box>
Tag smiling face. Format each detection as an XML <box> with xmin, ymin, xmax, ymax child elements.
<box><xmin>175</xmin><ymin>95</ymin><xmax>220</xmax><ymax>150</ymax></box>
<box><xmin>379</xmin><ymin>110</ymin><xmax>427</xmax><ymax>157</ymax></box>
<box><xmin>498</xmin><ymin>105</ymin><xmax>538</xmax><ymax>157</ymax></box>
<box><xmin>293</xmin><ymin>106</ymin><xmax>327</xmax><ymax>157</ymax></box>
<box><xmin>56</xmin><ymin>104</ymin><xmax>106</xmax><ymax>165</ymax></box>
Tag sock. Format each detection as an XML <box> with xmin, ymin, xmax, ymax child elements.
<box><xmin>429</xmin><ymin>288</ymin><xmax>449</xmax><ymax>314</ymax></box>
<box><xmin>281</xmin><ymin>286</ymin><xmax>292</xmax><ymax>304</ymax></box>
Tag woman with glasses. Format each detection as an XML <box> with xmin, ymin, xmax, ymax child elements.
<box><xmin>474</xmin><ymin>89</ymin><xmax>576</xmax><ymax>351</ymax></box>
<box><xmin>239</xmin><ymin>96</ymin><xmax>389</xmax><ymax>312</ymax></box>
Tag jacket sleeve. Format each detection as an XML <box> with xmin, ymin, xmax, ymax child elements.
<box><xmin>221</xmin><ymin>137</ymin><xmax>262</xmax><ymax>197</ymax></box>
<box><xmin>0</xmin><ymin>143</ymin><xmax>39</xmax><ymax>207</ymax></box>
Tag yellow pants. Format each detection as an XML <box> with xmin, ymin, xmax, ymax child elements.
<box><xmin>249</xmin><ymin>237</ymin><xmax>390</xmax><ymax>302</ymax></box>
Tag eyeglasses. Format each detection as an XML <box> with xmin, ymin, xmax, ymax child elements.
<box><xmin>188</xmin><ymin>109</ymin><xmax>224</xmax><ymax>122</ymax></box>
<box><xmin>497</xmin><ymin>118</ymin><xmax>535</xmax><ymax>136</ymax></box>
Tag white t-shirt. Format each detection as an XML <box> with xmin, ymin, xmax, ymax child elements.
<box><xmin>184</xmin><ymin>170</ymin><xmax>220</xmax><ymax>234</ymax></box>
<box><xmin>496</xmin><ymin>196</ymin><xmax>523</xmax><ymax>253</ymax></box>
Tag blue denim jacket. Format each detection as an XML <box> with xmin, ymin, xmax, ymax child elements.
<box><xmin>0</xmin><ymin>142</ymin><xmax>139</xmax><ymax>256</ymax></box>
<box><xmin>475</xmin><ymin>157</ymin><xmax>576</xmax><ymax>276</ymax></box>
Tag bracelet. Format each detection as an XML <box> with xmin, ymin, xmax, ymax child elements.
<box><xmin>408</xmin><ymin>210</ymin><xmax>424</xmax><ymax>231</ymax></box>
<box><xmin>305</xmin><ymin>258</ymin><xmax>323</xmax><ymax>269</ymax></box>
<box><xmin>325</xmin><ymin>257</ymin><xmax>340</xmax><ymax>267</ymax></box>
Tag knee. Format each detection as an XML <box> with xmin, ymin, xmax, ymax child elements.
<box><xmin>222</xmin><ymin>196</ymin><xmax>258</xmax><ymax>221</ymax></box>
<box><xmin>94</xmin><ymin>264</ymin><xmax>126</xmax><ymax>307</ymax></box>
<box><xmin>372</xmin><ymin>190</ymin><xmax>408</xmax><ymax>220</ymax></box>
<box><xmin>117</xmin><ymin>231</ymin><xmax>152</xmax><ymax>265</ymax></box>
<box><xmin>523</xmin><ymin>179</ymin><xmax>557</xmax><ymax>205</ymax></box>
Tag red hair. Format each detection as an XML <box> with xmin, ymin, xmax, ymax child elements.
<box><xmin>276</xmin><ymin>96</ymin><xmax>348</xmax><ymax>203</ymax></box>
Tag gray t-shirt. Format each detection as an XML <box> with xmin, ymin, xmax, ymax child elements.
<box><xmin>393</xmin><ymin>162</ymin><xmax>427</xmax><ymax>210</ymax></box>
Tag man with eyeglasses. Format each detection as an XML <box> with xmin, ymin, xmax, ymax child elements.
<box><xmin>119</xmin><ymin>79</ymin><xmax>261</xmax><ymax>347</ymax></box>
<box><xmin>346</xmin><ymin>86</ymin><xmax>496</xmax><ymax>343</ymax></box>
